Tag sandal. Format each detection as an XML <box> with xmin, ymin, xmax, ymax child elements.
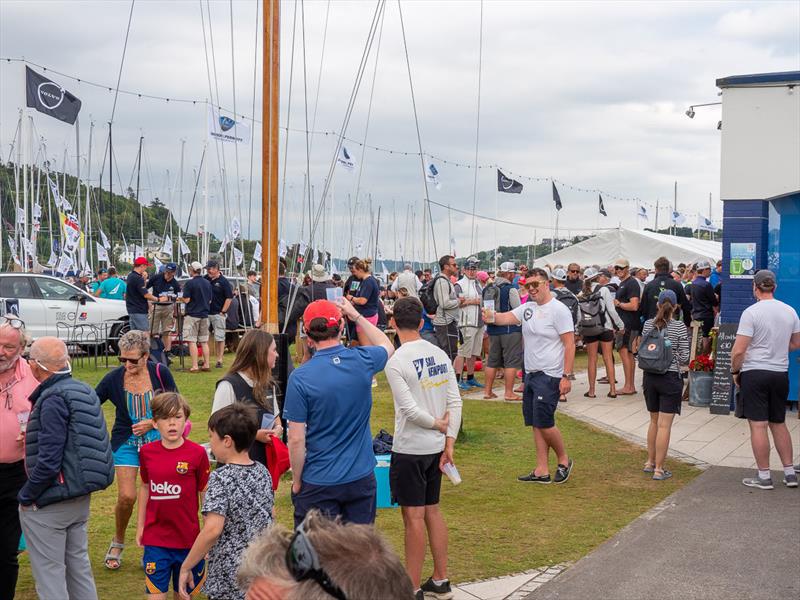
<box><xmin>653</xmin><ymin>469</ymin><xmax>673</xmax><ymax>481</ymax></box>
<box><xmin>189</xmin><ymin>367</ymin><xmax>200</xmax><ymax>373</ymax></box>
<box><xmin>104</xmin><ymin>541</ymin><xmax>125</xmax><ymax>570</ymax></box>
<box><xmin>607</xmin><ymin>392</ymin><xmax>618</xmax><ymax>398</ymax></box>
<box><xmin>559</xmin><ymin>394</ymin><xmax>567</xmax><ymax>403</ymax></box>
<box><xmin>643</xmin><ymin>462</ymin><xmax>655</xmax><ymax>473</ymax></box>
<box><xmin>583</xmin><ymin>392</ymin><xmax>596</xmax><ymax>398</ymax></box>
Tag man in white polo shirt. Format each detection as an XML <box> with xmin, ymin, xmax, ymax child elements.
<box><xmin>731</xmin><ymin>270</ymin><xmax>800</xmax><ymax>490</ymax></box>
<box><xmin>488</xmin><ymin>267</ymin><xmax>576</xmax><ymax>484</ymax></box>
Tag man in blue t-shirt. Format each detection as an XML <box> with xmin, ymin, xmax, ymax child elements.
<box><xmin>179</xmin><ymin>261</ymin><xmax>213</xmax><ymax>372</ymax></box>
<box><xmin>284</xmin><ymin>297</ymin><xmax>395</xmax><ymax>526</ymax></box>
<box><xmin>126</xmin><ymin>257</ymin><xmax>159</xmax><ymax>331</ymax></box>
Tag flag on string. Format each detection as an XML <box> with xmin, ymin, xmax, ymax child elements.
<box><xmin>278</xmin><ymin>239</ymin><xmax>287</xmax><ymax>258</ymax></box>
<box><xmin>100</xmin><ymin>230</ymin><xmax>111</xmax><ymax>250</ymax></box>
<box><xmin>25</xmin><ymin>66</ymin><xmax>82</xmax><ymax>125</ymax></box>
<box><xmin>552</xmin><ymin>182</ymin><xmax>563</xmax><ymax>211</ymax></box>
<box><xmin>179</xmin><ymin>236</ymin><xmax>191</xmax><ymax>256</ymax></box>
<box><xmin>598</xmin><ymin>194</ymin><xmax>607</xmax><ymax>217</ymax></box>
<box><xmin>160</xmin><ymin>235</ymin><xmax>173</xmax><ymax>257</ymax></box>
<box><xmin>426</xmin><ymin>164</ymin><xmax>441</xmax><ymax>190</ymax></box>
<box><xmin>207</xmin><ymin>105</ymin><xmax>251</xmax><ymax>144</ymax></box>
<box><xmin>697</xmin><ymin>215</ymin><xmax>718</xmax><ymax>232</ymax></box>
<box><xmin>253</xmin><ymin>242</ymin><xmax>262</xmax><ymax>262</ymax></box>
<box><xmin>637</xmin><ymin>205</ymin><xmax>648</xmax><ymax>220</ymax></box>
<box><xmin>670</xmin><ymin>210</ymin><xmax>686</xmax><ymax>226</ymax></box>
<box><xmin>96</xmin><ymin>242</ymin><xmax>109</xmax><ymax>262</ymax></box>
<box><xmin>497</xmin><ymin>169</ymin><xmax>523</xmax><ymax>194</ymax></box>
<box><xmin>233</xmin><ymin>247</ymin><xmax>244</xmax><ymax>266</ymax></box>
<box><xmin>230</xmin><ymin>218</ymin><xmax>241</xmax><ymax>240</ymax></box>
<box><xmin>336</xmin><ymin>146</ymin><xmax>356</xmax><ymax>171</ymax></box>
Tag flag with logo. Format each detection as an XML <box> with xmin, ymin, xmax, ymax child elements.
<box><xmin>160</xmin><ymin>235</ymin><xmax>173</xmax><ymax>257</ymax></box>
<box><xmin>426</xmin><ymin>163</ymin><xmax>441</xmax><ymax>190</ymax></box>
<box><xmin>671</xmin><ymin>211</ymin><xmax>686</xmax><ymax>226</ymax></box>
<box><xmin>179</xmin><ymin>236</ymin><xmax>191</xmax><ymax>256</ymax></box>
<box><xmin>230</xmin><ymin>218</ymin><xmax>241</xmax><ymax>240</ymax></box>
<box><xmin>96</xmin><ymin>242</ymin><xmax>109</xmax><ymax>262</ymax></box>
<box><xmin>100</xmin><ymin>229</ymin><xmax>111</xmax><ymax>250</ymax></box>
<box><xmin>60</xmin><ymin>212</ymin><xmax>81</xmax><ymax>253</ymax></box>
<box><xmin>552</xmin><ymin>182</ymin><xmax>563</xmax><ymax>211</ymax></box>
<box><xmin>25</xmin><ymin>66</ymin><xmax>82</xmax><ymax>125</ymax></box>
<box><xmin>278</xmin><ymin>239</ymin><xmax>287</xmax><ymax>258</ymax></box>
<box><xmin>153</xmin><ymin>256</ymin><xmax>164</xmax><ymax>272</ymax></box>
<box><xmin>253</xmin><ymin>242</ymin><xmax>262</xmax><ymax>262</ymax></box>
<box><xmin>598</xmin><ymin>194</ymin><xmax>607</xmax><ymax>217</ymax></box>
<box><xmin>208</xmin><ymin>105</ymin><xmax>251</xmax><ymax>144</ymax></box>
<box><xmin>233</xmin><ymin>247</ymin><xmax>244</xmax><ymax>266</ymax></box>
<box><xmin>336</xmin><ymin>146</ymin><xmax>356</xmax><ymax>172</ymax></box>
<box><xmin>497</xmin><ymin>169</ymin><xmax>523</xmax><ymax>194</ymax></box>
<box><xmin>218</xmin><ymin>236</ymin><xmax>229</xmax><ymax>255</ymax></box>
<box><xmin>697</xmin><ymin>215</ymin><xmax>718</xmax><ymax>232</ymax></box>
<box><xmin>637</xmin><ymin>205</ymin><xmax>648</xmax><ymax>220</ymax></box>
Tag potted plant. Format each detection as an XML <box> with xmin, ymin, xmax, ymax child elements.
<box><xmin>688</xmin><ymin>354</ymin><xmax>714</xmax><ymax>407</ymax></box>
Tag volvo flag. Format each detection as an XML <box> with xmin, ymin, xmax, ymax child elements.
<box><xmin>337</xmin><ymin>146</ymin><xmax>356</xmax><ymax>171</ymax></box>
<box><xmin>25</xmin><ymin>67</ymin><xmax>82</xmax><ymax>125</ymax></box>
<box><xmin>552</xmin><ymin>182</ymin><xmax>562</xmax><ymax>211</ymax></box>
<box><xmin>697</xmin><ymin>215</ymin><xmax>718</xmax><ymax>232</ymax></box>
<box><xmin>598</xmin><ymin>194</ymin><xmax>607</xmax><ymax>217</ymax></box>
<box><xmin>671</xmin><ymin>210</ymin><xmax>686</xmax><ymax>226</ymax></box>
<box><xmin>497</xmin><ymin>169</ymin><xmax>523</xmax><ymax>194</ymax></box>
<box><xmin>208</xmin><ymin>105</ymin><xmax>251</xmax><ymax>144</ymax></box>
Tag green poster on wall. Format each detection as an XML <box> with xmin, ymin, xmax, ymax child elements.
<box><xmin>730</xmin><ymin>242</ymin><xmax>756</xmax><ymax>279</ymax></box>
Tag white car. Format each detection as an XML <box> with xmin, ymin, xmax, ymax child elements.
<box><xmin>0</xmin><ymin>273</ymin><xmax>129</xmax><ymax>347</ymax></box>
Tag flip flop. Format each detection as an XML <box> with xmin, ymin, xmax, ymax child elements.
<box><xmin>503</xmin><ymin>396</ymin><xmax>522</xmax><ymax>402</ymax></box>
<box><xmin>559</xmin><ymin>395</ymin><xmax>568</xmax><ymax>403</ymax></box>
<box><xmin>483</xmin><ymin>392</ymin><xmax>498</xmax><ymax>399</ymax></box>
<box><xmin>607</xmin><ymin>392</ymin><xmax>618</xmax><ymax>398</ymax></box>
<box><xmin>189</xmin><ymin>367</ymin><xmax>200</xmax><ymax>373</ymax></box>
<box><xmin>618</xmin><ymin>390</ymin><xmax>637</xmax><ymax>396</ymax></box>
<box><xmin>104</xmin><ymin>541</ymin><xmax>125</xmax><ymax>570</ymax></box>
<box><xmin>583</xmin><ymin>392</ymin><xmax>596</xmax><ymax>398</ymax></box>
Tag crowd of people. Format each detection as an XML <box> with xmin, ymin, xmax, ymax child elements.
<box><xmin>1</xmin><ymin>249</ymin><xmax>798</xmax><ymax>600</ymax></box>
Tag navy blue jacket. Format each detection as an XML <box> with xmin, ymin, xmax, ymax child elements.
<box><xmin>689</xmin><ymin>276</ymin><xmax>718</xmax><ymax>319</ymax></box>
<box><xmin>95</xmin><ymin>362</ymin><xmax>178</xmax><ymax>451</ymax></box>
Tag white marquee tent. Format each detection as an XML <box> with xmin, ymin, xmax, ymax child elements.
<box><xmin>532</xmin><ymin>228</ymin><xmax>721</xmax><ymax>269</ymax></box>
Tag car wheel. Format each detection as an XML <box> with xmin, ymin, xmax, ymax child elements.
<box><xmin>108</xmin><ymin>320</ymin><xmax>130</xmax><ymax>354</ymax></box>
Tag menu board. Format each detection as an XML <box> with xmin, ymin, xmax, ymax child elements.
<box><xmin>710</xmin><ymin>323</ymin><xmax>738</xmax><ymax>415</ymax></box>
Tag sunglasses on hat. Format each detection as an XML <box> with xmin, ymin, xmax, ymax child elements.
<box><xmin>286</xmin><ymin>518</ymin><xmax>347</xmax><ymax>600</ymax></box>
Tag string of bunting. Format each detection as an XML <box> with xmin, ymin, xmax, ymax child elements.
<box><xmin>4</xmin><ymin>57</ymin><xmax>719</xmax><ymax>221</ymax></box>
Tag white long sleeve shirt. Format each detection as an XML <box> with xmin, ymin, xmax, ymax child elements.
<box><xmin>385</xmin><ymin>339</ymin><xmax>462</xmax><ymax>455</ymax></box>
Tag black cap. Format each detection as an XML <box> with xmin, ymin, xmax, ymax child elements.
<box><xmin>347</xmin><ymin>256</ymin><xmax>359</xmax><ymax>267</ymax></box>
<box><xmin>205</xmin><ymin>259</ymin><xmax>220</xmax><ymax>269</ymax></box>
<box><xmin>754</xmin><ymin>269</ymin><xmax>776</xmax><ymax>288</ymax></box>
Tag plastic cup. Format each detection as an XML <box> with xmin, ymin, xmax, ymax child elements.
<box><xmin>442</xmin><ymin>462</ymin><xmax>462</xmax><ymax>485</ymax></box>
<box><xmin>483</xmin><ymin>300</ymin><xmax>495</xmax><ymax>323</ymax></box>
<box><xmin>326</xmin><ymin>287</ymin><xmax>343</xmax><ymax>302</ymax></box>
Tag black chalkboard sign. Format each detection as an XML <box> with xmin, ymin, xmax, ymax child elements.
<box><xmin>710</xmin><ymin>323</ymin><xmax>738</xmax><ymax>415</ymax></box>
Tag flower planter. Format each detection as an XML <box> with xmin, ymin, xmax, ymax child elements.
<box><xmin>688</xmin><ymin>371</ymin><xmax>713</xmax><ymax>407</ymax></box>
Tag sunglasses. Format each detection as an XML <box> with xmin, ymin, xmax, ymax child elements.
<box><xmin>118</xmin><ymin>355</ymin><xmax>144</xmax><ymax>364</ymax></box>
<box><xmin>0</xmin><ymin>316</ymin><xmax>24</xmax><ymax>329</ymax></box>
<box><xmin>568</xmin><ymin>269</ymin><xmax>580</xmax><ymax>274</ymax></box>
<box><xmin>286</xmin><ymin>519</ymin><xmax>348</xmax><ymax>600</ymax></box>
<box><xmin>524</xmin><ymin>280</ymin><xmax>544</xmax><ymax>289</ymax></box>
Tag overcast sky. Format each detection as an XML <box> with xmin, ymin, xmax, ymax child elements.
<box><xmin>1</xmin><ymin>0</ymin><xmax>798</xmax><ymax>262</ymax></box>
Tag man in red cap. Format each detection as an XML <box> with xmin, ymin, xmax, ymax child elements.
<box><xmin>126</xmin><ymin>257</ymin><xmax>159</xmax><ymax>332</ymax></box>
<box><xmin>284</xmin><ymin>297</ymin><xmax>395</xmax><ymax>526</ymax></box>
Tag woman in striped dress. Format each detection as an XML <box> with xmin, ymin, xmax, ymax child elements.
<box><xmin>641</xmin><ymin>290</ymin><xmax>690</xmax><ymax>481</ymax></box>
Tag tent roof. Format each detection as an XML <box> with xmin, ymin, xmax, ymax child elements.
<box><xmin>532</xmin><ymin>229</ymin><xmax>721</xmax><ymax>269</ymax></box>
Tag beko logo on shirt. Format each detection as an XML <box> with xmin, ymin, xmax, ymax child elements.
<box><xmin>150</xmin><ymin>481</ymin><xmax>182</xmax><ymax>499</ymax></box>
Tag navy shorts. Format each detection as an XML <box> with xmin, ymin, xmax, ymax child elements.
<box><xmin>737</xmin><ymin>370</ymin><xmax>789</xmax><ymax>423</ymax></box>
<box><xmin>642</xmin><ymin>371</ymin><xmax>683</xmax><ymax>414</ymax></box>
<box><xmin>522</xmin><ymin>371</ymin><xmax>561</xmax><ymax>428</ymax></box>
<box><xmin>292</xmin><ymin>473</ymin><xmax>377</xmax><ymax>527</ymax></box>
<box><xmin>390</xmin><ymin>452</ymin><xmax>443</xmax><ymax>507</ymax></box>
<box><xmin>143</xmin><ymin>546</ymin><xmax>205</xmax><ymax>595</ymax></box>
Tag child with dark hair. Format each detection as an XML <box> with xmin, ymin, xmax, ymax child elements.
<box><xmin>178</xmin><ymin>404</ymin><xmax>273</xmax><ymax>600</ymax></box>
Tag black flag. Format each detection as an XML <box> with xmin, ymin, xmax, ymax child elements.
<box><xmin>552</xmin><ymin>181</ymin><xmax>562</xmax><ymax>211</ymax></box>
<box><xmin>599</xmin><ymin>194</ymin><xmax>607</xmax><ymax>216</ymax></box>
<box><xmin>497</xmin><ymin>169</ymin><xmax>523</xmax><ymax>194</ymax></box>
<box><xmin>25</xmin><ymin>66</ymin><xmax>82</xmax><ymax>125</ymax></box>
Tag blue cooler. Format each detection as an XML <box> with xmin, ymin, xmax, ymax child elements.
<box><xmin>374</xmin><ymin>454</ymin><xmax>398</xmax><ymax>509</ymax></box>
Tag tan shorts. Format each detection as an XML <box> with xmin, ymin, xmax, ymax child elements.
<box><xmin>458</xmin><ymin>326</ymin><xmax>484</xmax><ymax>358</ymax></box>
<box><xmin>209</xmin><ymin>313</ymin><xmax>227</xmax><ymax>342</ymax></box>
<box><xmin>183</xmin><ymin>316</ymin><xmax>209</xmax><ymax>343</ymax></box>
<box><xmin>149</xmin><ymin>304</ymin><xmax>174</xmax><ymax>335</ymax></box>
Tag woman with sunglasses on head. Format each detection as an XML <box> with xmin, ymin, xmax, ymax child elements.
<box><xmin>95</xmin><ymin>330</ymin><xmax>178</xmax><ymax>571</ymax></box>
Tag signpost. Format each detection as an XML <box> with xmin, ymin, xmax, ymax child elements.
<box><xmin>710</xmin><ymin>323</ymin><xmax>738</xmax><ymax>415</ymax></box>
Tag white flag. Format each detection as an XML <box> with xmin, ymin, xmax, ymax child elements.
<box><xmin>249</xmin><ymin>260</ymin><xmax>256</xmax><ymax>272</ymax></box>
<box><xmin>21</xmin><ymin>236</ymin><xmax>35</xmax><ymax>256</ymax></box>
<box><xmin>278</xmin><ymin>239</ymin><xmax>287</xmax><ymax>258</ymax></box>
<box><xmin>7</xmin><ymin>237</ymin><xmax>17</xmax><ymax>255</ymax></box>
<box><xmin>48</xmin><ymin>177</ymin><xmax>62</xmax><ymax>209</ymax></box>
<box><xmin>426</xmin><ymin>163</ymin><xmax>441</xmax><ymax>190</ymax></box>
<box><xmin>637</xmin><ymin>205</ymin><xmax>648</xmax><ymax>220</ymax></box>
<box><xmin>253</xmin><ymin>242</ymin><xmax>262</xmax><ymax>263</ymax></box>
<box><xmin>160</xmin><ymin>235</ymin><xmax>173</xmax><ymax>257</ymax></box>
<box><xmin>697</xmin><ymin>215</ymin><xmax>718</xmax><ymax>232</ymax></box>
<box><xmin>298</xmin><ymin>241</ymin><xmax>308</xmax><ymax>257</ymax></box>
<box><xmin>381</xmin><ymin>261</ymin><xmax>389</xmax><ymax>276</ymax></box>
<box><xmin>208</xmin><ymin>105</ymin><xmax>251</xmax><ymax>144</ymax></box>
<box><xmin>55</xmin><ymin>254</ymin><xmax>73</xmax><ymax>275</ymax></box>
<box><xmin>179</xmin><ymin>237</ymin><xmax>191</xmax><ymax>256</ymax></box>
<box><xmin>60</xmin><ymin>195</ymin><xmax>72</xmax><ymax>212</ymax></box>
<box><xmin>134</xmin><ymin>245</ymin><xmax>144</xmax><ymax>258</ymax></box>
<box><xmin>16</xmin><ymin>208</ymin><xmax>25</xmax><ymax>222</ymax></box>
<box><xmin>153</xmin><ymin>256</ymin><xmax>164</xmax><ymax>271</ymax></box>
<box><xmin>336</xmin><ymin>146</ymin><xmax>356</xmax><ymax>171</ymax></box>
<box><xmin>233</xmin><ymin>247</ymin><xmax>244</xmax><ymax>266</ymax></box>
<box><xmin>230</xmin><ymin>218</ymin><xmax>241</xmax><ymax>240</ymax></box>
<box><xmin>32</xmin><ymin>203</ymin><xmax>42</xmax><ymax>219</ymax></box>
<box><xmin>670</xmin><ymin>211</ymin><xmax>686</xmax><ymax>226</ymax></box>
<box><xmin>96</xmin><ymin>242</ymin><xmax>109</xmax><ymax>262</ymax></box>
<box><xmin>12</xmin><ymin>254</ymin><xmax>21</xmax><ymax>266</ymax></box>
<box><xmin>46</xmin><ymin>250</ymin><xmax>58</xmax><ymax>267</ymax></box>
<box><xmin>218</xmin><ymin>236</ymin><xmax>229</xmax><ymax>255</ymax></box>
<box><xmin>100</xmin><ymin>230</ymin><xmax>111</xmax><ymax>250</ymax></box>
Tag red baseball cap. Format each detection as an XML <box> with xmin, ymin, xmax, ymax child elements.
<box><xmin>303</xmin><ymin>300</ymin><xmax>341</xmax><ymax>328</ymax></box>
<box><xmin>134</xmin><ymin>256</ymin><xmax>150</xmax><ymax>266</ymax></box>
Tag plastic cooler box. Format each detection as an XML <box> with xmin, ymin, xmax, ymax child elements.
<box><xmin>374</xmin><ymin>454</ymin><xmax>398</xmax><ymax>509</ymax></box>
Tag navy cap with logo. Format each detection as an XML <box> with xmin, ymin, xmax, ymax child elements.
<box><xmin>165</xmin><ymin>262</ymin><xmax>178</xmax><ymax>272</ymax></box>
<box><xmin>205</xmin><ymin>260</ymin><xmax>220</xmax><ymax>269</ymax></box>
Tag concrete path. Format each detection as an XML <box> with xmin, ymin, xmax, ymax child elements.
<box><xmin>524</xmin><ymin>466</ymin><xmax>800</xmax><ymax>600</ymax></box>
<box><xmin>465</xmin><ymin>365</ymin><xmax>800</xmax><ymax>469</ymax></box>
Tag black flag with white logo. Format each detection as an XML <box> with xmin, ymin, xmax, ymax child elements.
<box><xmin>599</xmin><ymin>194</ymin><xmax>607</xmax><ymax>216</ymax></box>
<box><xmin>552</xmin><ymin>181</ymin><xmax>562</xmax><ymax>211</ymax></box>
<box><xmin>25</xmin><ymin>67</ymin><xmax>82</xmax><ymax>125</ymax></box>
<box><xmin>497</xmin><ymin>169</ymin><xmax>523</xmax><ymax>194</ymax></box>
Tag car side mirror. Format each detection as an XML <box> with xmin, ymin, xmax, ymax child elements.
<box><xmin>69</xmin><ymin>294</ymin><xmax>87</xmax><ymax>305</ymax></box>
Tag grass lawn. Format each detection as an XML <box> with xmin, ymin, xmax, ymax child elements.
<box><xmin>14</xmin><ymin>349</ymin><xmax>698</xmax><ymax>599</ymax></box>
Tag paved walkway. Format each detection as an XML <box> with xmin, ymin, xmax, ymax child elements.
<box><xmin>524</xmin><ymin>466</ymin><xmax>800</xmax><ymax>600</ymax></box>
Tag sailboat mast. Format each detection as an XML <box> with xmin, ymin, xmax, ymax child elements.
<box><xmin>261</xmin><ymin>0</ymin><xmax>281</xmax><ymax>332</ymax></box>
<box><xmin>85</xmin><ymin>122</ymin><xmax>94</xmax><ymax>270</ymax></box>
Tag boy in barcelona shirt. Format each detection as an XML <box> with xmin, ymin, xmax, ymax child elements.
<box><xmin>136</xmin><ymin>393</ymin><xmax>210</xmax><ymax>599</ymax></box>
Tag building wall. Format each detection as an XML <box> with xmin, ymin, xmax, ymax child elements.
<box><xmin>720</xmin><ymin>85</ymin><xmax>800</xmax><ymax>201</ymax></box>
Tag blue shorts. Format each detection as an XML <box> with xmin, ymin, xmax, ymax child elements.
<box><xmin>144</xmin><ymin>546</ymin><xmax>205</xmax><ymax>596</ymax></box>
<box><xmin>112</xmin><ymin>444</ymin><xmax>140</xmax><ymax>467</ymax></box>
<box><xmin>129</xmin><ymin>312</ymin><xmax>150</xmax><ymax>332</ymax></box>
<box><xmin>522</xmin><ymin>371</ymin><xmax>561</xmax><ymax>428</ymax></box>
<box><xmin>292</xmin><ymin>473</ymin><xmax>376</xmax><ymax>527</ymax></box>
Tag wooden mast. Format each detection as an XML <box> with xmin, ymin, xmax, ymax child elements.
<box><xmin>261</xmin><ymin>0</ymin><xmax>280</xmax><ymax>332</ymax></box>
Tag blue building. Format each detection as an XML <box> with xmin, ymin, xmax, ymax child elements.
<box><xmin>717</xmin><ymin>71</ymin><xmax>800</xmax><ymax>403</ymax></box>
